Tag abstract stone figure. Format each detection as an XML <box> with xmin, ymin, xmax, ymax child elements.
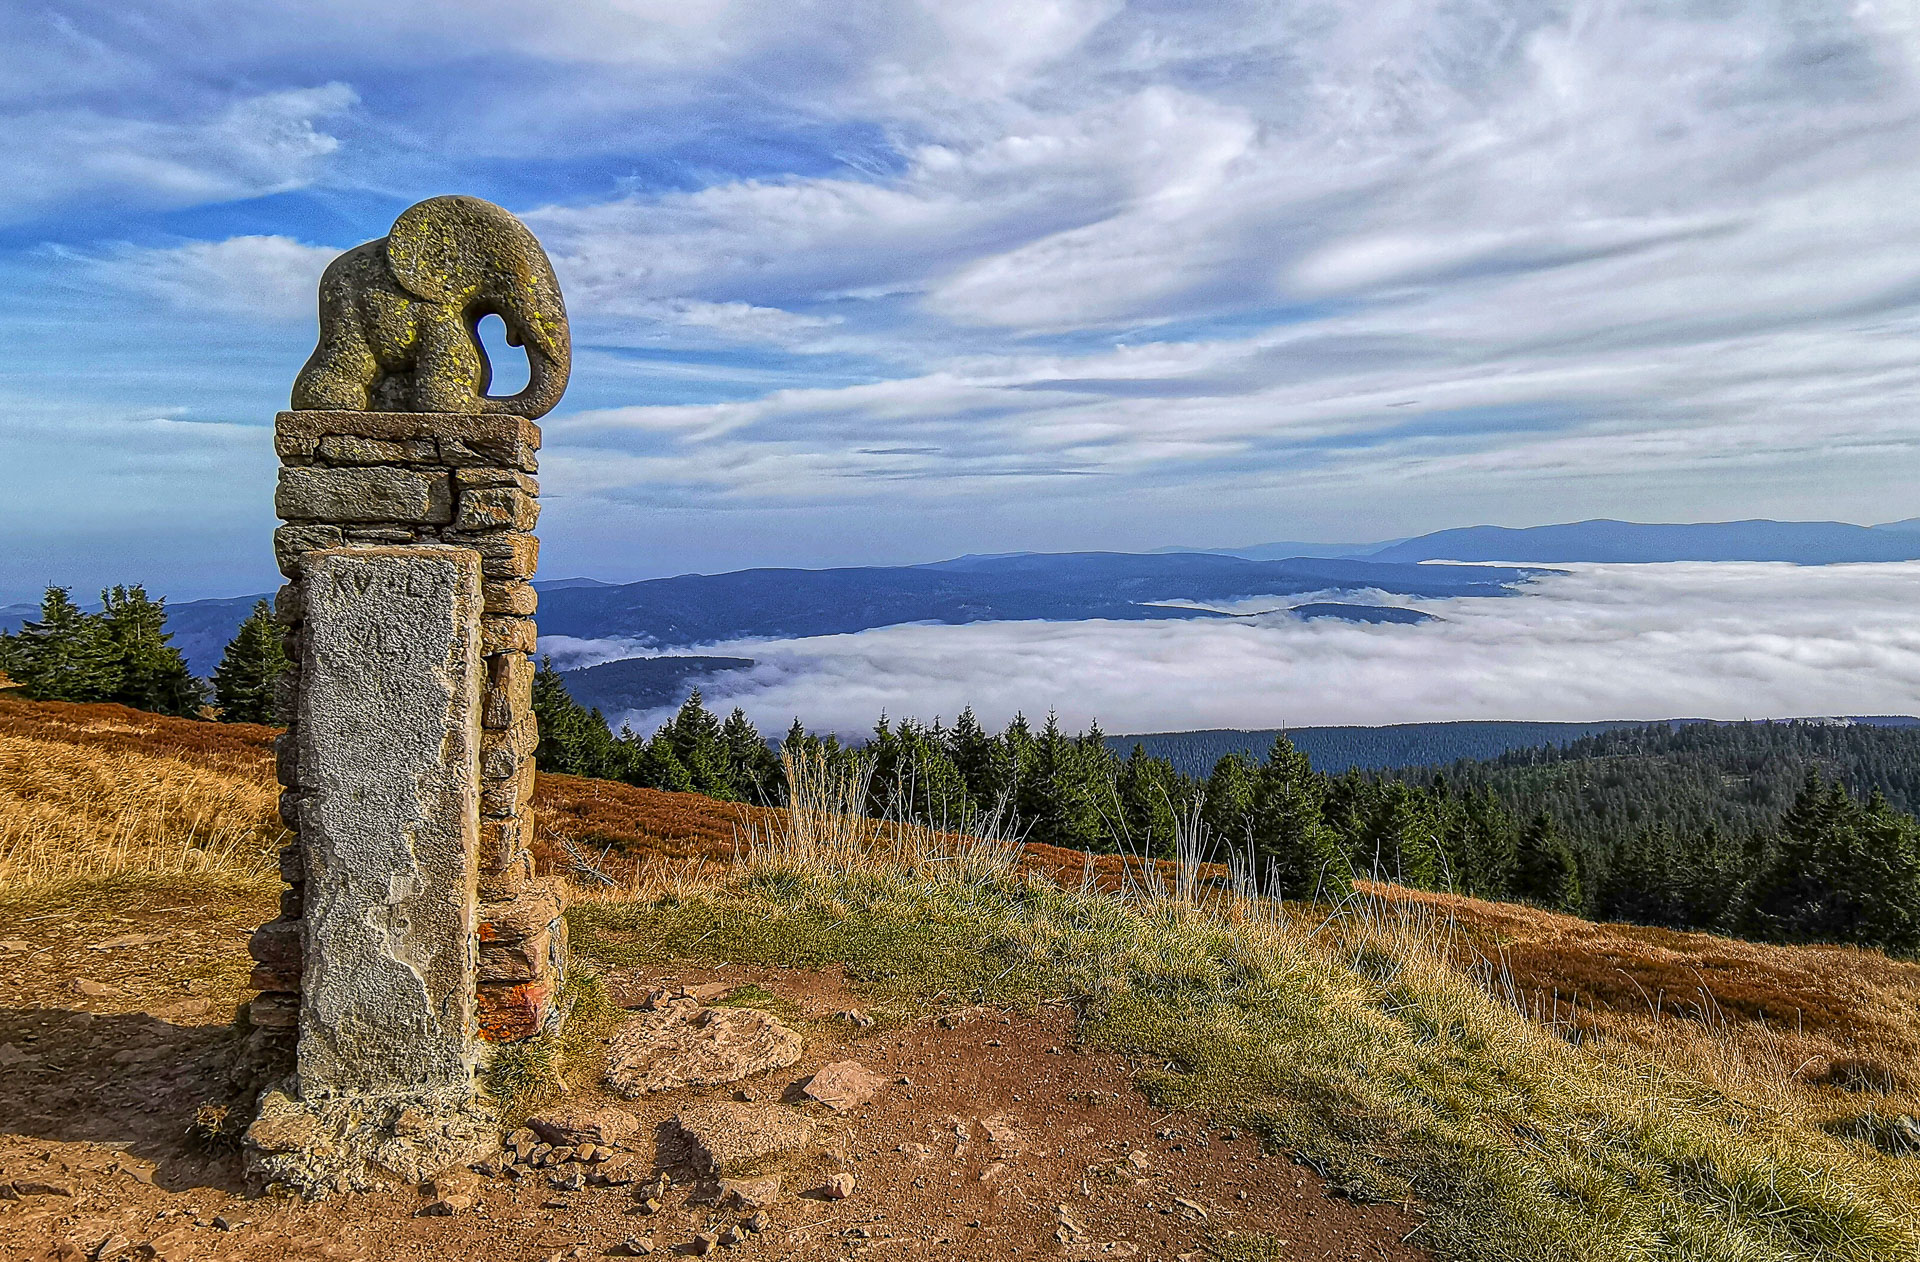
<box><xmin>291</xmin><ymin>195</ymin><xmax>570</xmax><ymax>420</ymax></box>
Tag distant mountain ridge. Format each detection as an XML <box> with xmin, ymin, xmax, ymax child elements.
<box><xmin>1363</xmin><ymin>518</ymin><xmax>1920</xmax><ymax>564</ymax></box>
<box><xmin>1172</xmin><ymin>518</ymin><xmax>1920</xmax><ymax>565</ymax></box>
<box><xmin>532</xmin><ymin>551</ymin><xmax>1535</xmax><ymax>650</ymax></box>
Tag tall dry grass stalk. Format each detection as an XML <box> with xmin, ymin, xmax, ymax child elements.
<box><xmin>0</xmin><ymin>733</ymin><xmax>284</xmax><ymax>892</ymax></box>
<box><xmin>732</xmin><ymin>748</ymin><xmax>1023</xmax><ymax>885</ymax></box>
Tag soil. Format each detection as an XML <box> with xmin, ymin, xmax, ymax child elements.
<box><xmin>0</xmin><ymin>894</ymin><xmax>1432</xmax><ymax>1262</ymax></box>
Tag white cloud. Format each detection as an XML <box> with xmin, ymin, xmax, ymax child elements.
<box><xmin>75</xmin><ymin>235</ymin><xmax>339</xmax><ymax>322</ymax></box>
<box><xmin>577</xmin><ymin>563</ymin><xmax>1920</xmax><ymax>737</ymax></box>
<box><xmin>0</xmin><ymin>84</ymin><xmax>356</xmax><ymax>221</ymax></box>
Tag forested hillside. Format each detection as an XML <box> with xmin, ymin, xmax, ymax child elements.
<box><xmin>1405</xmin><ymin>719</ymin><xmax>1920</xmax><ymax>841</ymax></box>
<box><xmin>531</xmin><ymin>661</ymin><xmax>1920</xmax><ymax>958</ymax></box>
<box><xmin>1114</xmin><ymin>720</ymin><xmax>1663</xmax><ymax>775</ymax></box>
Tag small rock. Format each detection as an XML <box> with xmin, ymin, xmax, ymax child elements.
<box><xmin>530</xmin><ymin>1105</ymin><xmax>640</xmax><ymax>1149</ymax></box>
<box><xmin>688</xmin><ymin>1232</ymin><xmax>720</xmax><ymax>1256</ymax></box>
<box><xmin>978</xmin><ymin>1162</ymin><xmax>1008</xmax><ymax>1183</ymax></box>
<box><xmin>551</xmin><ymin>1145</ymin><xmax>577</xmax><ymax>1164</ymax></box>
<box><xmin>428</xmin><ymin>1170</ymin><xmax>478</xmax><ymax>1199</ymax></box>
<box><xmin>549</xmin><ymin>1166</ymin><xmax>586</xmax><ymax>1192</ymax></box>
<box><xmin>0</xmin><ymin>1043</ymin><xmax>36</xmax><ymax>1067</ymax></box>
<box><xmin>605</xmin><ymin>1005</ymin><xmax>803</xmax><ymax>1097</ymax></box>
<box><xmin>73</xmin><ymin>979</ymin><xmax>120</xmax><ymax>998</ymax></box>
<box><xmin>632</xmin><ymin>1196</ymin><xmax>663</xmax><ymax>1216</ymax></box>
<box><xmin>90</xmin><ymin>1234</ymin><xmax>132</xmax><ymax>1261</ymax></box>
<box><xmin>12</xmin><ymin>1179</ymin><xmax>74</xmax><ymax>1197</ymax></box>
<box><xmin>0</xmin><ymin>940</ymin><xmax>33</xmax><ymax>952</ymax></box>
<box><xmin>744</xmin><ymin>1211</ymin><xmax>771</xmax><ymax>1234</ymax></box>
<box><xmin>982</xmin><ymin>1113</ymin><xmax>1026</xmax><ymax>1150</ymax></box>
<box><xmin>802</xmin><ymin>1060</ymin><xmax>886</xmax><ymax>1113</ymax></box>
<box><xmin>821</xmin><ymin>1172</ymin><xmax>856</xmax><ymax>1200</ymax></box>
<box><xmin>673</xmin><ymin>1102</ymin><xmax>815</xmax><ymax>1175</ymax></box>
<box><xmin>415</xmin><ymin>1195</ymin><xmax>471</xmax><ymax>1216</ymax></box>
<box><xmin>607</xmin><ymin>1239</ymin><xmax>654</xmax><ymax>1257</ymax></box>
<box><xmin>837</xmin><ymin>1009</ymin><xmax>875</xmax><ymax>1028</ymax></box>
<box><xmin>716</xmin><ymin>1225</ymin><xmax>744</xmax><ymax>1247</ymax></box>
<box><xmin>718</xmin><ymin>1175</ymin><xmax>780</xmax><ymax>1210</ymax></box>
<box><xmin>589</xmin><ymin>1156</ymin><xmax>644</xmax><ymax>1187</ymax></box>
<box><xmin>210</xmin><ymin>1216</ymin><xmax>235</xmax><ymax>1231</ymax></box>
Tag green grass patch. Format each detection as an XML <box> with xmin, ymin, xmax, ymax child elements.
<box><xmin>482</xmin><ymin>965</ymin><xmax>626</xmax><ymax>1126</ymax></box>
<box><xmin>570</xmin><ymin>864</ymin><xmax>1920</xmax><ymax>1262</ymax></box>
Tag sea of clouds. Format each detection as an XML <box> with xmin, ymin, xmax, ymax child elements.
<box><xmin>542</xmin><ymin>561</ymin><xmax>1920</xmax><ymax>739</ymax></box>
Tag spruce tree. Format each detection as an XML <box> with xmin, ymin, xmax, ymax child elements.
<box><xmin>98</xmin><ymin>585</ymin><xmax>204</xmax><ymax>716</ymax></box>
<box><xmin>212</xmin><ymin>599</ymin><xmax>288</xmax><ymax>723</ymax></box>
<box><xmin>720</xmin><ymin>707</ymin><xmax>780</xmax><ymax>803</ymax></box>
<box><xmin>530</xmin><ymin>657</ymin><xmax>626</xmax><ymax>779</ymax></box>
<box><xmin>658</xmin><ymin>690</ymin><xmax>734</xmax><ymax>798</ymax></box>
<box><xmin>1513</xmin><ymin>811</ymin><xmax>1582</xmax><ymax>912</ymax></box>
<box><xmin>7</xmin><ymin>586</ymin><xmax>121</xmax><ymax>703</ymax></box>
<box><xmin>1246</xmin><ymin>736</ymin><xmax>1349</xmax><ymax>899</ymax></box>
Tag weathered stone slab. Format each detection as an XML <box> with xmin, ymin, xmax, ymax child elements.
<box><xmin>275</xmin><ymin>411</ymin><xmax>540</xmax><ymax>472</ymax></box>
<box><xmin>294</xmin><ymin>546</ymin><xmax>484</xmax><ymax>1101</ymax></box>
<box><xmin>277</xmin><ymin>466</ymin><xmax>453</xmax><ymax>524</ymax></box>
<box><xmin>671</xmin><ymin>1103</ymin><xmax>815</xmax><ymax>1176</ymax></box>
<box><xmin>604</xmin><ymin>997</ymin><xmax>803</xmax><ymax>1098</ymax></box>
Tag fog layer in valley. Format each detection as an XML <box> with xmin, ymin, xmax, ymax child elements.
<box><xmin>543</xmin><ymin>562</ymin><xmax>1920</xmax><ymax>739</ymax></box>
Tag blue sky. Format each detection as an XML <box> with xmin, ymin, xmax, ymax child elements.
<box><xmin>6</xmin><ymin>0</ymin><xmax>1920</xmax><ymax>602</ymax></box>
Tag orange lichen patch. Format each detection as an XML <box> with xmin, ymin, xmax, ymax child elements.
<box><xmin>476</xmin><ymin>978</ymin><xmax>555</xmax><ymax>1042</ymax></box>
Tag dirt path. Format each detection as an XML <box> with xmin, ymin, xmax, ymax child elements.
<box><xmin>0</xmin><ymin>893</ymin><xmax>1430</xmax><ymax>1262</ymax></box>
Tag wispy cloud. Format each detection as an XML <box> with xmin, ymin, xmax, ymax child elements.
<box><xmin>4</xmin><ymin>2</ymin><xmax>1920</xmax><ymax>597</ymax></box>
<box><xmin>0</xmin><ymin>84</ymin><xmax>356</xmax><ymax>223</ymax></box>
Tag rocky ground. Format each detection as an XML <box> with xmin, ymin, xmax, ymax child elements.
<box><xmin>0</xmin><ymin>891</ymin><xmax>1431</xmax><ymax>1262</ymax></box>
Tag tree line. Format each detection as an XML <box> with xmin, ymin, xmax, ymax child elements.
<box><xmin>7</xmin><ymin>587</ymin><xmax>1917</xmax><ymax>957</ymax></box>
<box><xmin>0</xmin><ymin>585</ymin><xmax>285</xmax><ymax>722</ymax></box>
<box><xmin>531</xmin><ymin>662</ymin><xmax>1920</xmax><ymax>956</ymax></box>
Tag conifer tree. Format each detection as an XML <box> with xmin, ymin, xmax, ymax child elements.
<box><xmin>6</xmin><ymin>586</ymin><xmax>121</xmax><ymax>703</ymax></box>
<box><xmin>212</xmin><ymin>599</ymin><xmax>288</xmax><ymax>723</ymax></box>
<box><xmin>99</xmin><ymin>585</ymin><xmax>204</xmax><ymax>716</ymax></box>
<box><xmin>530</xmin><ymin>657</ymin><xmax>627</xmax><ymax>779</ymax></box>
<box><xmin>1114</xmin><ymin>743</ymin><xmax>1180</xmax><ymax>858</ymax></box>
<box><xmin>1513</xmin><ymin>811</ymin><xmax>1582</xmax><ymax>912</ymax></box>
<box><xmin>720</xmin><ymin>707</ymin><xmax>780</xmax><ymax>803</ymax></box>
<box><xmin>658</xmin><ymin>690</ymin><xmax>734</xmax><ymax>798</ymax></box>
<box><xmin>1246</xmin><ymin>736</ymin><xmax>1349</xmax><ymax>899</ymax></box>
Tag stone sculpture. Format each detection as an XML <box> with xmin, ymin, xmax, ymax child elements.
<box><xmin>291</xmin><ymin>195</ymin><xmax>570</xmax><ymax>420</ymax></box>
<box><xmin>243</xmin><ymin>195</ymin><xmax>569</xmax><ymax>1196</ymax></box>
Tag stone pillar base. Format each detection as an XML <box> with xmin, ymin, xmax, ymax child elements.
<box><xmin>244</xmin><ymin>1082</ymin><xmax>500</xmax><ymax>1199</ymax></box>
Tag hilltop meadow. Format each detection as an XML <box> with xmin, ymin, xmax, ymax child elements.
<box><xmin>4</xmin><ymin>694</ymin><xmax>1920</xmax><ymax>1260</ymax></box>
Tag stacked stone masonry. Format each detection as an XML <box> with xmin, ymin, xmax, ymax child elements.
<box><xmin>247</xmin><ymin>410</ymin><xmax>566</xmax><ymax>1048</ymax></box>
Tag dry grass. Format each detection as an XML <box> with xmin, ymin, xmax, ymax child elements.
<box><xmin>0</xmin><ymin>717</ymin><xmax>285</xmax><ymax>895</ymax></box>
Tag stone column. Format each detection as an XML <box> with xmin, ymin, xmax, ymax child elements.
<box><xmin>294</xmin><ymin>546</ymin><xmax>483</xmax><ymax>1100</ymax></box>
<box><xmin>247</xmin><ymin>411</ymin><xmax>566</xmax><ymax>1064</ymax></box>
